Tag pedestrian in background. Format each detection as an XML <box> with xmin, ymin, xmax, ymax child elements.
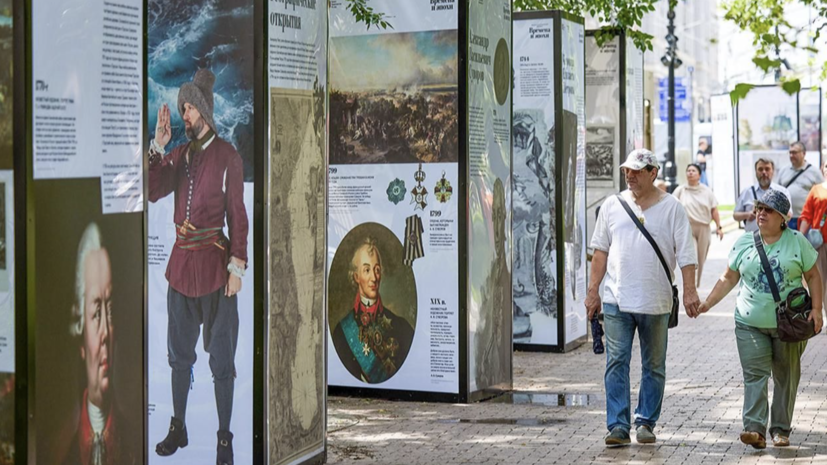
<box><xmin>734</xmin><ymin>158</ymin><xmax>792</xmax><ymax>232</ymax></box>
<box><xmin>586</xmin><ymin>149</ymin><xmax>700</xmax><ymax>447</ymax></box>
<box><xmin>673</xmin><ymin>163</ymin><xmax>724</xmax><ymax>287</ymax></box>
<box><xmin>796</xmin><ymin>160</ymin><xmax>827</xmax><ymax>317</ymax></box>
<box><xmin>698</xmin><ymin>190</ymin><xmax>822</xmax><ymax>449</ymax></box>
<box><xmin>778</xmin><ymin>141</ymin><xmax>823</xmax><ymax>230</ymax></box>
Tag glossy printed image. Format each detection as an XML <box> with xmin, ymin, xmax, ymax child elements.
<box><xmin>148</xmin><ymin>0</ymin><xmax>255</xmax><ymax>180</ymax></box>
<box><xmin>330</xmin><ymin>30</ymin><xmax>458</xmax><ymax>164</ymax></box>
<box><xmin>512</xmin><ymin>110</ymin><xmax>557</xmax><ymax>344</ymax></box>
<box><xmin>328</xmin><ymin>223</ymin><xmax>416</xmax><ymax>384</ymax></box>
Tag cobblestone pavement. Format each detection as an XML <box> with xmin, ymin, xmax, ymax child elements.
<box><xmin>327</xmin><ymin>230</ymin><xmax>827</xmax><ymax>464</ymax></box>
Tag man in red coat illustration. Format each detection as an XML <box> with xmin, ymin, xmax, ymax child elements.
<box><xmin>148</xmin><ymin>68</ymin><xmax>248</xmax><ymax>465</ymax></box>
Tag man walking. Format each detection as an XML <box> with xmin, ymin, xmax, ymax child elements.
<box><xmin>778</xmin><ymin>141</ymin><xmax>823</xmax><ymax>229</ymax></box>
<box><xmin>734</xmin><ymin>158</ymin><xmax>792</xmax><ymax>232</ymax></box>
<box><xmin>586</xmin><ymin>149</ymin><xmax>700</xmax><ymax>447</ymax></box>
<box><xmin>148</xmin><ymin>68</ymin><xmax>248</xmax><ymax>465</ymax></box>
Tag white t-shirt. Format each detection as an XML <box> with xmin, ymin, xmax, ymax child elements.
<box><xmin>590</xmin><ymin>191</ymin><xmax>698</xmax><ymax>315</ymax></box>
<box><xmin>777</xmin><ymin>164</ymin><xmax>824</xmax><ymax>217</ymax></box>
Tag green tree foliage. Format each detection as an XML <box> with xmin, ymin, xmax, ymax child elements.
<box><xmin>347</xmin><ymin>0</ymin><xmax>391</xmax><ymax>30</ymax></box>
<box><xmin>513</xmin><ymin>0</ymin><xmax>672</xmax><ymax>51</ymax></box>
<box><xmin>722</xmin><ymin>0</ymin><xmax>826</xmax><ymax>102</ymax></box>
<box><xmin>349</xmin><ymin>0</ymin><xmax>663</xmax><ymax>50</ymax></box>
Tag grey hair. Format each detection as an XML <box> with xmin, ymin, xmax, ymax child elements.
<box><xmin>349</xmin><ymin>236</ymin><xmax>381</xmax><ymax>288</ymax></box>
<box><xmin>69</xmin><ymin>223</ymin><xmax>103</xmax><ymax>338</ymax></box>
<box><xmin>791</xmin><ymin>141</ymin><xmax>806</xmax><ymax>153</ymax></box>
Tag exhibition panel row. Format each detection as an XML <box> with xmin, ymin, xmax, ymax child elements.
<box><xmin>735</xmin><ymin>86</ymin><xmax>822</xmax><ymax>195</ymax></box>
<box><xmin>0</xmin><ymin>1</ymin><xmax>649</xmax><ymax>462</ymax></box>
<box><xmin>10</xmin><ymin>0</ymin><xmax>327</xmax><ymax>464</ymax></box>
<box><xmin>511</xmin><ymin>11</ymin><xmax>588</xmax><ymax>352</ymax></box>
<box><xmin>710</xmin><ymin>86</ymin><xmax>822</xmax><ymax>206</ymax></box>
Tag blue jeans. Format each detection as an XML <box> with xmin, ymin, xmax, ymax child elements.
<box><xmin>603</xmin><ymin>303</ymin><xmax>670</xmax><ymax>432</ymax></box>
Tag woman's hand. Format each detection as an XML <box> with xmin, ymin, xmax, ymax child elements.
<box><xmin>716</xmin><ymin>227</ymin><xmax>724</xmax><ymax>241</ymax></box>
<box><xmin>809</xmin><ymin>309</ymin><xmax>823</xmax><ymax>335</ymax></box>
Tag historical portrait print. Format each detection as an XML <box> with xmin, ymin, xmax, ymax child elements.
<box><xmin>328</xmin><ymin>223</ymin><xmax>417</xmax><ymax>384</ymax></box>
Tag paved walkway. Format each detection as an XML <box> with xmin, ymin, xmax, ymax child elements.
<box><xmin>328</xmin><ymin>230</ymin><xmax>827</xmax><ymax>464</ymax></box>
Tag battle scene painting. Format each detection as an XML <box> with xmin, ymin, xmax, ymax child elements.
<box><xmin>330</xmin><ymin>30</ymin><xmax>458</xmax><ymax>164</ymax></box>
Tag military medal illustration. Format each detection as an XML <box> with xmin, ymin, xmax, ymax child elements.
<box><xmin>434</xmin><ymin>171</ymin><xmax>452</xmax><ymax>203</ymax></box>
<box><xmin>386</xmin><ymin>178</ymin><xmax>407</xmax><ymax>205</ymax></box>
<box><xmin>410</xmin><ymin>163</ymin><xmax>428</xmax><ymax>210</ymax></box>
<box><xmin>403</xmin><ymin>215</ymin><xmax>424</xmax><ymax>266</ymax></box>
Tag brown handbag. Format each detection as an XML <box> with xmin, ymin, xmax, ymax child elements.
<box><xmin>752</xmin><ymin>231</ymin><xmax>818</xmax><ymax>342</ymax></box>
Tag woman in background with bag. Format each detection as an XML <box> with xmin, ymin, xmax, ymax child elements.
<box><xmin>796</xmin><ymin>161</ymin><xmax>827</xmax><ymax>315</ymax></box>
<box><xmin>698</xmin><ymin>189</ymin><xmax>822</xmax><ymax>450</ymax></box>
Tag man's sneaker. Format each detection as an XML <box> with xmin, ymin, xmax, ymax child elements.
<box><xmin>772</xmin><ymin>433</ymin><xmax>790</xmax><ymax>447</ymax></box>
<box><xmin>604</xmin><ymin>427</ymin><xmax>631</xmax><ymax>447</ymax></box>
<box><xmin>740</xmin><ymin>431</ymin><xmax>767</xmax><ymax>449</ymax></box>
<box><xmin>635</xmin><ymin>424</ymin><xmax>656</xmax><ymax>444</ymax></box>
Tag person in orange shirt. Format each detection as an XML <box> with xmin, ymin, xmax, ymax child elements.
<box><xmin>797</xmin><ymin>160</ymin><xmax>827</xmax><ymax>318</ymax></box>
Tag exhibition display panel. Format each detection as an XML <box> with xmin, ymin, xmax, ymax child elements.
<box><xmin>265</xmin><ymin>0</ymin><xmax>328</xmax><ymax>463</ymax></box>
<box><xmin>512</xmin><ymin>11</ymin><xmax>587</xmax><ymax>353</ymax></box>
<box><xmin>327</xmin><ymin>0</ymin><xmax>513</xmax><ymax>402</ymax></box>
<box><xmin>0</xmin><ymin>0</ymin><xmax>12</xmax><ymax>461</ymax></box>
<box><xmin>710</xmin><ymin>94</ymin><xmax>737</xmax><ymax>206</ymax></box>
<box><xmin>584</xmin><ymin>31</ymin><xmax>644</xmax><ymax>255</ymax></box>
<box><xmin>20</xmin><ymin>1</ymin><xmax>147</xmax><ymax>463</ymax></box>
<box><xmin>12</xmin><ymin>0</ymin><xmax>328</xmax><ymax>463</ymax></box>
<box><xmin>735</xmin><ymin>85</ymin><xmax>822</xmax><ymax>197</ymax></box>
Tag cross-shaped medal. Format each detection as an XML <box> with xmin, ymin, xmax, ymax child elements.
<box><xmin>362</xmin><ymin>342</ymin><xmax>371</xmax><ymax>356</ymax></box>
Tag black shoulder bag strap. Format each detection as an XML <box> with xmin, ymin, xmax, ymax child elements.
<box><xmin>616</xmin><ymin>194</ymin><xmax>679</xmax><ymax>327</ymax></box>
<box><xmin>752</xmin><ymin>230</ymin><xmax>782</xmax><ymax>305</ymax></box>
<box><xmin>751</xmin><ymin>186</ymin><xmax>757</xmax><ymax>200</ymax></box>
<box><xmin>783</xmin><ymin>164</ymin><xmax>811</xmax><ymax>188</ymax></box>
<box><xmin>615</xmin><ymin>194</ymin><xmax>674</xmax><ymax>285</ymax></box>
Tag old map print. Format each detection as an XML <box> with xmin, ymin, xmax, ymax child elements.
<box><xmin>268</xmin><ymin>87</ymin><xmax>326</xmax><ymax>464</ymax></box>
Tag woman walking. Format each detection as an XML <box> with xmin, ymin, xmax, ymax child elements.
<box><xmin>673</xmin><ymin>164</ymin><xmax>724</xmax><ymax>286</ymax></box>
<box><xmin>698</xmin><ymin>190</ymin><xmax>822</xmax><ymax>449</ymax></box>
<box><xmin>796</xmin><ymin>160</ymin><xmax>827</xmax><ymax>315</ymax></box>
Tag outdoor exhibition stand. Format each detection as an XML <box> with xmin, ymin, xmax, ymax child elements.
<box><xmin>733</xmin><ymin>84</ymin><xmax>822</xmax><ymax>199</ymax></box>
<box><xmin>584</xmin><ymin>30</ymin><xmax>644</xmax><ymax>260</ymax></box>
<box><xmin>11</xmin><ymin>0</ymin><xmax>327</xmax><ymax>464</ymax></box>
<box><xmin>710</xmin><ymin>93</ymin><xmax>738</xmax><ymax>206</ymax></box>
<box><xmin>326</xmin><ymin>0</ymin><xmax>514</xmax><ymax>403</ymax></box>
<box><xmin>511</xmin><ymin>11</ymin><xmax>588</xmax><ymax>353</ymax></box>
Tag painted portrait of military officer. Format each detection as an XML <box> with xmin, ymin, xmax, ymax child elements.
<box><xmin>331</xmin><ymin>235</ymin><xmax>415</xmax><ymax>384</ymax></box>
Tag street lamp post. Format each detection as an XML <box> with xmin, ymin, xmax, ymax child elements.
<box><xmin>662</xmin><ymin>6</ymin><xmax>682</xmax><ymax>191</ymax></box>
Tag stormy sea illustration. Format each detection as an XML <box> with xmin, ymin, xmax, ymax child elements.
<box><xmin>148</xmin><ymin>0</ymin><xmax>255</xmax><ymax>180</ymax></box>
